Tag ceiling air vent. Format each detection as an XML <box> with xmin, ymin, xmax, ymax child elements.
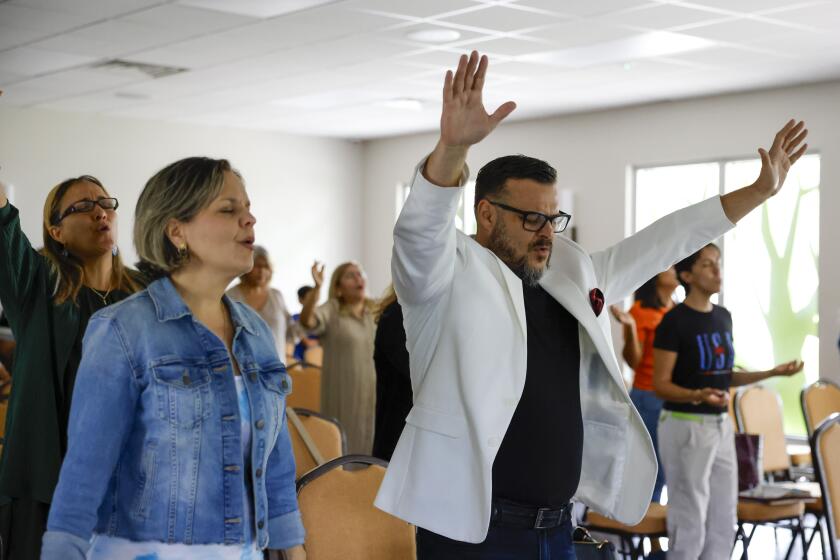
<box><xmin>92</xmin><ymin>59</ymin><xmax>188</xmax><ymax>79</ymax></box>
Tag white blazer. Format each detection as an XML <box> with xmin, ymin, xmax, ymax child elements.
<box><xmin>374</xmin><ymin>159</ymin><xmax>735</xmax><ymax>543</ymax></box>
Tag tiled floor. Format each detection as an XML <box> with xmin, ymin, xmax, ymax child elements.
<box><xmin>597</xmin><ymin>517</ymin><xmax>830</xmax><ymax>559</ymax></box>
<box><xmin>734</xmin><ymin>521</ymin><xmax>829</xmax><ymax>559</ymax></box>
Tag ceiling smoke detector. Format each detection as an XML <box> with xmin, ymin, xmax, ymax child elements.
<box><xmin>92</xmin><ymin>60</ymin><xmax>188</xmax><ymax>79</ymax></box>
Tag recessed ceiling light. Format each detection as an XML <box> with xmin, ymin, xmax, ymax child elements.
<box><xmin>177</xmin><ymin>0</ymin><xmax>339</xmax><ymax>18</ymax></box>
<box><xmin>406</xmin><ymin>28</ymin><xmax>462</xmax><ymax>43</ymax></box>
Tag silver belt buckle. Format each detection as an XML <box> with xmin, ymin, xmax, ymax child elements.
<box><xmin>534</xmin><ymin>507</ymin><xmax>552</xmax><ymax>529</ymax></box>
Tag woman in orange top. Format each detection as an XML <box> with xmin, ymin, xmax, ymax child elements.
<box><xmin>610</xmin><ymin>267</ymin><xmax>679</xmax><ymax>504</ymax></box>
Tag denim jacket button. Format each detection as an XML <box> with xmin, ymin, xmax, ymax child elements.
<box><xmin>255</xmin><ymin>419</ymin><xmax>265</xmax><ymax>430</ymax></box>
<box><xmin>257</xmin><ymin>519</ymin><xmax>265</xmax><ymax>529</ymax></box>
<box><xmin>255</xmin><ymin>468</ymin><xmax>263</xmax><ymax>478</ymax></box>
<box><xmin>248</xmin><ymin>372</ymin><xmax>257</xmax><ymax>383</ymax></box>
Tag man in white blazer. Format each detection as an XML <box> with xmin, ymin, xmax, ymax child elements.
<box><xmin>374</xmin><ymin>51</ymin><xmax>808</xmax><ymax>559</ymax></box>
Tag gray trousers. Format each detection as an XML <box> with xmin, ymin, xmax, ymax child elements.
<box><xmin>658</xmin><ymin>411</ymin><xmax>737</xmax><ymax>560</ymax></box>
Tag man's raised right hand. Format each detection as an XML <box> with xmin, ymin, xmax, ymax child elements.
<box><xmin>424</xmin><ymin>51</ymin><xmax>516</xmax><ymax>187</ymax></box>
<box><xmin>440</xmin><ymin>51</ymin><xmax>516</xmax><ymax>149</ymax></box>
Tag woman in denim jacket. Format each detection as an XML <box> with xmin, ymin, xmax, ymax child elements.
<box><xmin>41</xmin><ymin>157</ymin><xmax>306</xmax><ymax>559</ymax></box>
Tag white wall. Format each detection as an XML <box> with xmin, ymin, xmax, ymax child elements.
<box><xmin>361</xmin><ymin>80</ymin><xmax>840</xmax><ymax>383</ymax></box>
<box><xmin>0</xmin><ymin>107</ymin><xmax>364</xmax><ymax>310</ymax></box>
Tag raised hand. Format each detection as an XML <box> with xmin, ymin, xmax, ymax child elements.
<box><xmin>440</xmin><ymin>51</ymin><xmax>516</xmax><ymax>149</ymax></box>
<box><xmin>311</xmin><ymin>261</ymin><xmax>325</xmax><ymax>288</ymax></box>
<box><xmin>753</xmin><ymin>119</ymin><xmax>808</xmax><ymax>199</ymax></box>
<box><xmin>609</xmin><ymin>304</ymin><xmax>636</xmax><ymax>328</ymax></box>
<box><xmin>770</xmin><ymin>360</ymin><xmax>804</xmax><ymax>377</ymax></box>
<box><xmin>424</xmin><ymin>51</ymin><xmax>516</xmax><ymax>187</ymax></box>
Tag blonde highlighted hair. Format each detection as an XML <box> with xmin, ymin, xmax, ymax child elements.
<box><xmin>374</xmin><ymin>284</ymin><xmax>397</xmax><ymax>323</ymax></box>
<box><xmin>42</xmin><ymin>176</ymin><xmax>141</xmax><ymax>305</ymax></box>
<box><xmin>134</xmin><ymin>157</ymin><xmax>238</xmax><ymax>280</ymax></box>
<box><xmin>327</xmin><ymin>261</ymin><xmax>375</xmax><ymax>315</ymax></box>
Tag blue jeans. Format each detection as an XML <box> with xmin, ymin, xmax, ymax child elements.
<box><xmin>630</xmin><ymin>387</ymin><xmax>665</xmax><ymax>503</ymax></box>
<box><xmin>416</xmin><ymin>519</ymin><xmax>576</xmax><ymax>560</ymax></box>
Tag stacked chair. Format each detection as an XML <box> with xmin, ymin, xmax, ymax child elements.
<box><xmin>274</xmin><ymin>400</ymin><xmax>417</xmax><ymax>560</ymax></box>
<box><xmin>294</xmin><ymin>455</ymin><xmax>416</xmax><ymax>560</ymax></box>
<box><xmin>811</xmin><ymin>413</ymin><xmax>840</xmax><ymax>559</ymax></box>
<box><xmin>734</xmin><ymin>385</ymin><xmax>821</xmax><ymax>559</ymax></box>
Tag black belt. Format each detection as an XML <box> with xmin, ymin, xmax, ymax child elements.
<box><xmin>490</xmin><ymin>498</ymin><xmax>573</xmax><ymax>530</ymax></box>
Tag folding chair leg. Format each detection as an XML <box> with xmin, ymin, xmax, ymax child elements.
<box><xmin>799</xmin><ymin>516</ymin><xmax>808</xmax><ymax>559</ymax></box>
<box><xmin>618</xmin><ymin>535</ymin><xmax>630</xmax><ymax>560</ymax></box>
<box><xmin>738</xmin><ymin>523</ymin><xmax>758</xmax><ymax>560</ymax></box>
<box><xmin>817</xmin><ymin>517</ymin><xmax>828</xmax><ymax>560</ymax></box>
<box><xmin>782</xmin><ymin>517</ymin><xmax>801</xmax><ymax>560</ymax></box>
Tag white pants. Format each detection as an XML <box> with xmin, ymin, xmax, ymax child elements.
<box><xmin>658</xmin><ymin>411</ymin><xmax>737</xmax><ymax>560</ymax></box>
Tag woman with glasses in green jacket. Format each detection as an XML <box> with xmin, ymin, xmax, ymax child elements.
<box><xmin>0</xmin><ymin>177</ymin><xmax>143</xmax><ymax>559</ymax></box>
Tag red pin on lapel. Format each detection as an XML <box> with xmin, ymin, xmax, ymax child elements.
<box><xmin>589</xmin><ymin>288</ymin><xmax>604</xmax><ymax>317</ymax></box>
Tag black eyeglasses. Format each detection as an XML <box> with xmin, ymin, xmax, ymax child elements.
<box><xmin>53</xmin><ymin>197</ymin><xmax>119</xmax><ymax>224</ymax></box>
<box><xmin>487</xmin><ymin>200</ymin><xmax>571</xmax><ymax>233</ymax></box>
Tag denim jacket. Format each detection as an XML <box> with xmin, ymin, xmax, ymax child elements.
<box><xmin>42</xmin><ymin>277</ymin><xmax>305</xmax><ymax>559</ymax></box>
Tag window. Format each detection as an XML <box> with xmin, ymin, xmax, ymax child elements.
<box><xmin>634</xmin><ymin>155</ymin><xmax>820</xmax><ymax>435</ymax></box>
<box><xmin>396</xmin><ymin>180</ymin><xmax>477</xmax><ymax>235</ymax></box>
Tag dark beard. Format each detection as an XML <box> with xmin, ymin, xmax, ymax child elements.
<box><xmin>487</xmin><ymin>220</ymin><xmax>550</xmax><ymax>287</ymax></box>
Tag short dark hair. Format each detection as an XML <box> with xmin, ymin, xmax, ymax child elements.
<box><xmin>297</xmin><ymin>285</ymin><xmax>313</xmax><ymax>300</ymax></box>
<box><xmin>474</xmin><ymin>155</ymin><xmax>557</xmax><ymax>208</ymax></box>
<box><xmin>674</xmin><ymin>243</ymin><xmax>719</xmax><ymax>294</ymax></box>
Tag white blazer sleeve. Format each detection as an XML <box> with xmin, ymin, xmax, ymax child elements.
<box><xmin>591</xmin><ymin>195</ymin><xmax>735</xmax><ymax>305</ymax></box>
<box><xmin>392</xmin><ymin>158</ymin><xmax>467</xmax><ymax>306</ymax></box>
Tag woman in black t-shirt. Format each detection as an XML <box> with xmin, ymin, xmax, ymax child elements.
<box><xmin>652</xmin><ymin>243</ymin><xmax>803</xmax><ymax>559</ymax></box>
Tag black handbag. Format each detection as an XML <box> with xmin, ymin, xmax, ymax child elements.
<box><xmin>573</xmin><ymin>527</ymin><xmax>616</xmax><ymax>559</ymax></box>
<box><xmin>734</xmin><ymin>432</ymin><xmax>763</xmax><ymax>491</ymax></box>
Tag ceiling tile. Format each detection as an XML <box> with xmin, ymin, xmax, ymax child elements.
<box><xmin>0</xmin><ymin>0</ymin><xmax>837</xmax><ymax>138</ymax></box>
<box><xmin>454</xmin><ymin>36</ymin><xmax>552</xmax><ymax>56</ymax></box>
<box><xmin>756</xmin><ymin>1</ymin><xmax>840</xmax><ymax>31</ymax></box>
<box><xmin>394</xmin><ymin>48</ymin><xmax>477</xmax><ymax>71</ymax></box>
<box><xmin>112</xmin><ymin>66</ymin><xmax>234</xmax><ymax>99</ymax></box>
<box><xmin>125</xmin><ymin>22</ymin><xmax>309</xmax><ymax>69</ymax></box>
<box><xmin>684</xmin><ymin>0</ymin><xmax>820</xmax><ymax>14</ymax></box>
<box><xmin>344</xmin><ymin>0</ymin><xmax>482</xmax><ymax>19</ymax></box>
<box><xmin>598</xmin><ymin>3</ymin><xmax>732</xmax><ymax>30</ymax></box>
<box><xmin>515</xmin><ymin>0</ymin><xmax>657</xmax><ymax>18</ymax></box>
<box><xmin>669</xmin><ymin>45</ymin><xmax>789</xmax><ymax>68</ymax></box>
<box><xmin>438</xmin><ymin>4</ymin><xmax>567</xmax><ymax>32</ymax></box>
<box><xmin>0</xmin><ymin>69</ymin><xmax>27</xmax><ymax>86</ymax></box>
<box><xmin>35</xmin><ymin>90</ymin><xmax>149</xmax><ymax>112</ymax></box>
<box><xmin>279</xmin><ymin>35</ymin><xmax>406</xmax><ymax>71</ymax></box>
<box><xmin>121</xmin><ymin>4</ymin><xmax>257</xmax><ymax>34</ymax></box>
<box><xmin>680</xmin><ymin>17</ymin><xmax>793</xmax><ymax>42</ymax></box>
<box><xmin>747</xmin><ymin>28</ymin><xmax>839</xmax><ymax>55</ymax></box>
<box><xmin>18</xmin><ymin>66</ymin><xmax>148</xmax><ymax>94</ymax></box>
<box><xmin>7</xmin><ymin>0</ymin><xmax>166</xmax><ymax>19</ymax></box>
<box><xmin>43</xmin><ymin>20</ymin><xmax>176</xmax><ymax>56</ymax></box>
<box><xmin>487</xmin><ymin>59</ymin><xmax>567</xmax><ymax>78</ymax></box>
<box><xmin>519</xmin><ymin>20</ymin><xmax>638</xmax><ymax>47</ymax></box>
<box><xmin>0</xmin><ymin>46</ymin><xmax>98</xmax><ymax>77</ymax></box>
<box><xmin>0</xmin><ymin>3</ymin><xmax>94</xmax><ymax>35</ymax></box>
<box><xmin>0</xmin><ymin>83</ymin><xmax>64</xmax><ymax>105</ymax></box>
<box><xmin>0</xmin><ymin>24</ymin><xmax>53</xmax><ymax>51</ymax></box>
<box><xmin>269</xmin><ymin>3</ymin><xmax>402</xmax><ymax>31</ymax></box>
